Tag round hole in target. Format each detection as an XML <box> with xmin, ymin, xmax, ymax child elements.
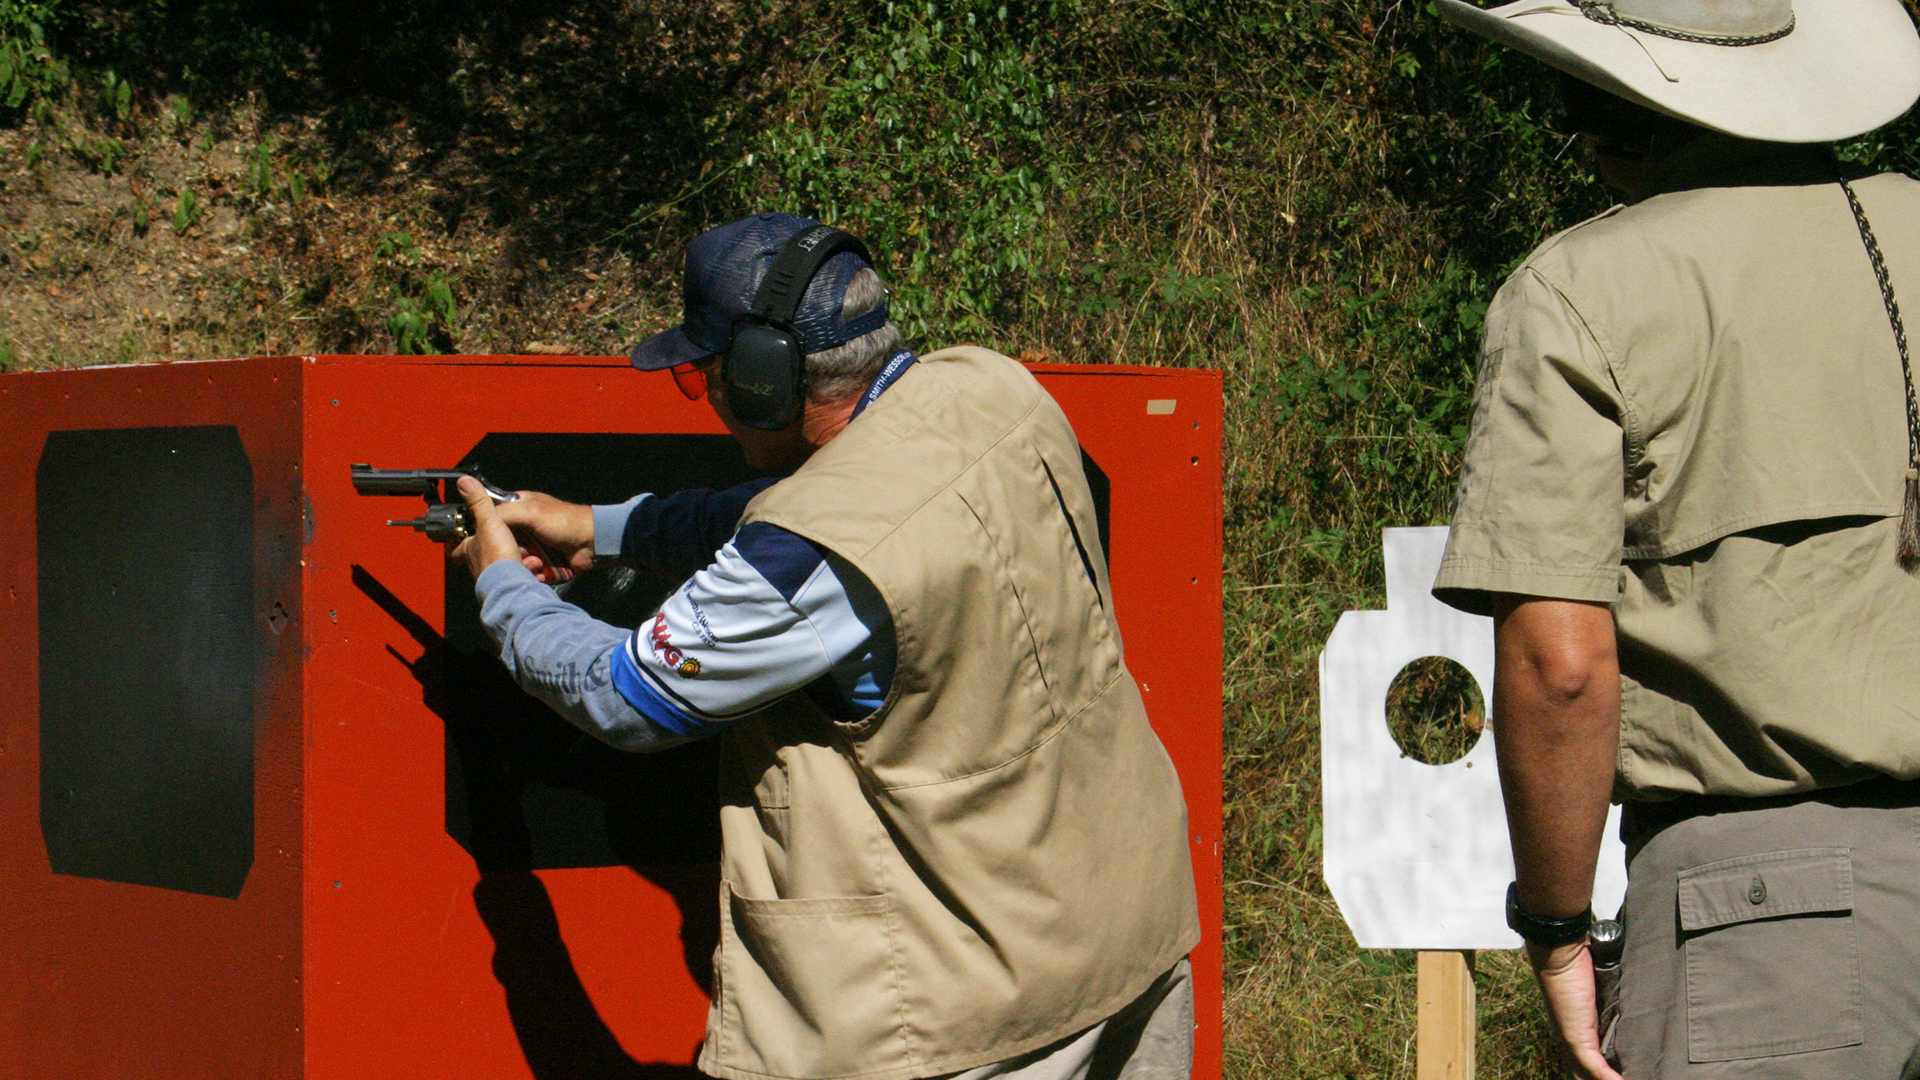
<box><xmin>1385</xmin><ymin>656</ymin><xmax>1485</xmax><ymax>766</ymax></box>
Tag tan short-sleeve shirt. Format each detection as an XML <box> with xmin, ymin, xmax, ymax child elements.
<box><xmin>1435</xmin><ymin>156</ymin><xmax>1920</xmax><ymax>801</ymax></box>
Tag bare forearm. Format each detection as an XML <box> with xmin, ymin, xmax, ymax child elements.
<box><xmin>1491</xmin><ymin>598</ymin><xmax>1620</xmax><ymax>919</ymax></box>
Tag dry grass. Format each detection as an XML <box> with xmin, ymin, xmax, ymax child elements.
<box><xmin>0</xmin><ymin>5</ymin><xmax>1578</xmax><ymax>1074</ymax></box>
<box><xmin>19</xmin><ymin>2</ymin><xmax>1920</xmax><ymax>1076</ymax></box>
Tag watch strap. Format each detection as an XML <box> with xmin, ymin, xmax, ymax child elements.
<box><xmin>1506</xmin><ymin>881</ymin><xmax>1594</xmax><ymax>946</ymax></box>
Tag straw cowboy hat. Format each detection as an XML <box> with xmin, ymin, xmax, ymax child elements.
<box><xmin>1436</xmin><ymin>0</ymin><xmax>1920</xmax><ymax>142</ymax></box>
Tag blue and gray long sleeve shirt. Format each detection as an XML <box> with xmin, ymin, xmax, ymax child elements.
<box><xmin>473</xmin><ymin>354</ymin><xmax>914</xmax><ymax>751</ymax></box>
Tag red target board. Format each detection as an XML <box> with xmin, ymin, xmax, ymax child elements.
<box><xmin>0</xmin><ymin>354</ymin><xmax>1222</xmax><ymax>1080</ymax></box>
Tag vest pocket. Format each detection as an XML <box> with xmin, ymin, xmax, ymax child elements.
<box><xmin>1679</xmin><ymin>848</ymin><xmax>1860</xmax><ymax>1062</ymax></box>
<box><xmin>719</xmin><ymin>884</ymin><xmax>912</xmax><ymax>1077</ymax></box>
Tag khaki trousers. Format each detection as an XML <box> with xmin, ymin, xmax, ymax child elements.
<box><xmin>1616</xmin><ymin>785</ymin><xmax>1920</xmax><ymax>1079</ymax></box>
<box><xmin>937</xmin><ymin>960</ymin><xmax>1193</xmax><ymax>1080</ymax></box>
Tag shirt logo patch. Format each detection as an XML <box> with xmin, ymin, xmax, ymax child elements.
<box><xmin>648</xmin><ymin>612</ymin><xmax>703</xmax><ymax>677</ymax></box>
<box><xmin>648</xmin><ymin>613</ymin><xmax>686</xmax><ymax>668</ymax></box>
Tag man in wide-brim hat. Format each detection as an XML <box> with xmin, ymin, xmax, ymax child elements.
<box><xmin>1430</xmin><ymin>1</ymin><xmax>1920</xmax><ymax>1077</ymax></box>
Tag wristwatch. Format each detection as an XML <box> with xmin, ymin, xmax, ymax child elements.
<box><xmin>1505</xmin><ymin>881</ymin><xmax>1594</xmax><ymax>946</ymax></box>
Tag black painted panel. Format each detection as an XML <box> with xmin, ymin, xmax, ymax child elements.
<box><xmin>441</xmin><ymin>433</ymin><xmax>770</xmax><ymax>872</ymax></box>
<box><xmin>38</xmin><ymin>425</ymin><xmax>256</xmax><ymax>899</ymax></box>
<box><xmin>433</xmin><ymin>434</ymin><xmax>1106</xmax><ymax>873</ymax></box>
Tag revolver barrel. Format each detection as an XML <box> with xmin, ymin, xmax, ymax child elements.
<box><xmin>351</xmin><ymin>464</ymin><xmax>515</xmax><ymax>503</ymax></box>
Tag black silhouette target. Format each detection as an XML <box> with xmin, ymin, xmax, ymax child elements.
<box><xmin>38</xmin><ymin>425</ymin><xmax>257</xmax><ymax>899</ymax></box>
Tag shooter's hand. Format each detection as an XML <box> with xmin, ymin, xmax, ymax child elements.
<box><xmin>494</xmin><ymin>490</ymin><xmax>597</xmax><ymax>582</ymax></box>
<box><xmin>1527</xmin><ymin>940</ymin><xmax>1625</xmax><ymax>1080</ymax></box>
<box><xmin>450</xmin><ymin>475</ymin><xmax>530</xmax><ymax>579</ymax></box>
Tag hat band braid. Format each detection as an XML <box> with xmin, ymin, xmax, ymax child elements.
<box><xmin>1575</xmin><ymin>1</ymin><xmax>1794</xmax><ymax>45</ymax></box>
<box><xmin>1840</xmin><ymin>178</ymin><xmax>1920</xmax><ymax>572</ymax></box>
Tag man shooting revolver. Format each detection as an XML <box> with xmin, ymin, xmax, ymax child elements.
<box><xmin>448</xmin><ymin>212</ymin><xmax>1200</xmax><ymax>1080</ymax></box>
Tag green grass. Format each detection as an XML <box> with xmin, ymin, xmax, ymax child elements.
<box><xmin>1387</xmin><ymin>656</ymin><xmax>1484</xmax><ymax>767</ymax></box>
<box><xmin>9</xmin><ymin>0</ymin><xmax>1920</xmax><ymax>1074</ymax></box>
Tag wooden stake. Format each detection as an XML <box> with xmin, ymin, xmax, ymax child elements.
<box><xmin>1417</xmin><ymin>949</ymin><xmax>1475</xmax><ymax>1080</ymax></box>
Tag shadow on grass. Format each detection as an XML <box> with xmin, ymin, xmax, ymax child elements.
<box><xmin>64</xmin><ymin>0</ymin><xmax>788</xmax><ymax>260</ymax></box>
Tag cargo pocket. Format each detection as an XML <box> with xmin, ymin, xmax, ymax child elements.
<box><xmin>1680</xmin><ymin>848</ymin><xmax>1860</xmax><ymax>1063</ymax></box>
<box><xmin>717</xmin><ymin>885</ymin><xmax>912</xmax><ymax>1078</ymax></box>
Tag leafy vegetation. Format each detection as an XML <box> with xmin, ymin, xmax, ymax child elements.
<box><xmin>5</xmin><ymin>0</ymin><xmax>1920</xmax><ymax>1073</ymax></box>
<box><xmin>0</xmin><ymin>1</ymin><xmax>64</xmax><ymax>115</ymax></box>
<box><xmin>168</xmin><ymin>184</ymin><xmax>197</xmax><ymax>233</ymax></box>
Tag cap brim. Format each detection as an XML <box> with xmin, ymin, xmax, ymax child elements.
<box><xmin>629</xmin><ymin>325</ymin><xmax>715</xmax><ymax>371</ymax></box>
<box><xmin>1436</xmin><ymin>0</ymin><xmax>1920</xmax><ymax>143</ymax></box>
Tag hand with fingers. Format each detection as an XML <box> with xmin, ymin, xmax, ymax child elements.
<box><xmin>1528</xmin><ymin>940</ymin><xmax>1625</xmax><ymax>1080</ymax></box>
<box><xmin>448</xmin><ymin>476</ymin><xmax>539</xmax><ymax>581</ymax></box>
<box><xmin>493</xmin><ymin>489</ymin><xmax>598</xmax><ymax>583</ymax></box>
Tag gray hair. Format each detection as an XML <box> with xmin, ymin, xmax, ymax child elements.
<box><xmin>806</xmin><ymin>267</ymin><xmax>904</xmax><ymax>403</ymax></box>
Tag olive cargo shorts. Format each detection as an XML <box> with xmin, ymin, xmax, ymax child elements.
<box><xmin>1617</xmin><ymin>789</ymin><xmax>1920</xmax><ymax>1079</ymax></box>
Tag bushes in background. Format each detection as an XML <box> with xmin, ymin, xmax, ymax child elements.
<box><xmin>8</xmin><ymin>0</ymin><xmax>1920</xmax><ymax>1071</ymax></box>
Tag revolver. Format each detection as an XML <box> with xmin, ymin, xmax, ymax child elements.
<box><xmin>351</xmin><ymin>464</ymin><xmax>518</xmax><ymax>542</ymax></box>
<box><xmin>353</xmin><ymin>464</ymin><xmax>576</xmax><ymax>582</ymax></box>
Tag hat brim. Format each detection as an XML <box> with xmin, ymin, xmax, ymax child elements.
<box><xmin>629</xmin><ymin>325</ymin><xmax>715</xmax><ymax>371</ymax></box>
<box><xmin>1437</xmin><ymin>0</ymin><xmax>1920</xmax><ymax>143</ymax></box>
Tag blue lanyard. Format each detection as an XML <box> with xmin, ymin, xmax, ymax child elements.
<box><xmin>851</xmin><ymin>350</ymin><xmax>918</xmax><ymax>419</ymax></box>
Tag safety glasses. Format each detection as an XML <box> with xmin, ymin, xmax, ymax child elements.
<box><xmin>670</xmin><ymin>358</ymin><xmax>720</xmax><ymax>401</ymax></box>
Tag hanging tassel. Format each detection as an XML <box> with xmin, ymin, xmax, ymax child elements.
<box><xmin>1902</xmin><ymin>468</ymin><xmax>1920</xmax><ymax>573</ymax></box>
<box><xmin>1841</xmin><ymin>180</ymin><xmax>1920</xmax><ymax>573</ymax></box>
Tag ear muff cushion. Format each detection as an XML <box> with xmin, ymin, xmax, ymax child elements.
<box><xmin>723</xmin><ymin>321</ymin><xmax>805</xmax><ymax>430</ymax></box>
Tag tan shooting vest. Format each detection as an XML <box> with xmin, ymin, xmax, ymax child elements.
<box><xmin>698</xmin><ymin>347</ymin><xmax>1200</xmax><ymax>1080</ymax></box>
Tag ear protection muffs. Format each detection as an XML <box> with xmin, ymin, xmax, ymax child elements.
<box><xmin>723</xmin><ymin>224</ymin><xmax>874</xmax><ymax>431</ymax></box>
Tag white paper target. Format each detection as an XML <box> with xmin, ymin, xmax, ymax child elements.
<box><xmin>1319</xmin><ymin>527</ymin><xmax>1629</xmax><ymax>950</ymax></box>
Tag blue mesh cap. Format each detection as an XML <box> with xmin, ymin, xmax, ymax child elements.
<box><xmin>630</xmin><ymin>212</ymin><xmax>890</xmax><ymax>371</ymax></box>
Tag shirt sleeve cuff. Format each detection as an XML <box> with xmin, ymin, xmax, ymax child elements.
<box><xmin>592</xmin><ymin>494</ymin><xmax>651</xmax><ymax>558</ymax></box>
<box><xmin>1431</xmin><ymin>559</ymin><xmax>1620</xmax><ymax>616</ymax></box>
